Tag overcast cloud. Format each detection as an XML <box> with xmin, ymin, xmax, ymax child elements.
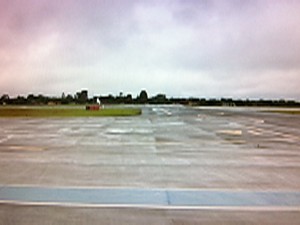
<box><xmin>1</xmin><ymin>0</ymin><xmax>300</xmax><ymax>99</ymax></box>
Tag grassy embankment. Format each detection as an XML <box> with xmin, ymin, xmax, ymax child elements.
<box><xmin>0</xmin><ymin>106</ymin><xmax>142</xmax><ymax>117</ymax></box>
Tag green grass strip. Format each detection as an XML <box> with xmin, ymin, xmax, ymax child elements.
<box><xmin>0</xmin><ymin>107</ymin><xmax>142</xmax><ymax>117</ymax></box>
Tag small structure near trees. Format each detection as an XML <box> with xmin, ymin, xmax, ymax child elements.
<box><xmin>86</xmin><ymin>97</ymin><xmax>101</xmax><ymax>111</ymax></box>
<box><xmin>86</xmin><ymin>105</ymin><xmax>100</xmax><ymax>110</ymax></box>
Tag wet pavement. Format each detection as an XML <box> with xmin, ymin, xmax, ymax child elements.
<box><xmin>0</xmin><ymin>105</ymin><xmax>300</xmax><ymax>224</ymax></box>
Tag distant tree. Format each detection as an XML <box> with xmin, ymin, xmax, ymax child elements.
<box><xmin>15</xmin><ymin>96</ymin><xmax>27</xmax><ymax>105</ymax></box>
<box><xmin>99</xmin><ymin>94</ymin><xmax>115</xmax><ymax>104</ymax></box>
<box><xmin>61</xmin><ymin>92</ymin><xmax>68</xmax><ymax>104</ymax></box>
<box><xmin>0</xmin><ymin>94</ymin><xmax>10</xmax><ymax>104</ymax></box>
<box><xmin>37</xmin><ymin>94</ymin><xmax>48</xmax><ymax>104</ymax></box>
<box><xmin>75</xmin><ymin>90</ymin><xmax>88</xmax><ymax>104</ymax></box>
<box><xmin>62</xmin><ymin>94</ymin><xmax>74</xmax><ymax>104</ymax></box>
<box><xmin>27</xmin><ymin>94</ymin><xmax>35</xmax><ymax>104</ymax></box>
<box><xmin>150</xmin><ymin>94</ymin><xmax>168</xmax><ymax>104</ymax></box>
<box><xmin>138</xmin><ymin>90</ymin><xmax>148</xmax><ymax>104</ymax></box>
<box><xmin>1</xmin><ymin>94</ymin><xmax>9</xmax><ymax>100</ymax></box>
<box><xmin>125</xmin><ymin>94</ymin><xmax>133</xmax><ymax>104</ymax></box>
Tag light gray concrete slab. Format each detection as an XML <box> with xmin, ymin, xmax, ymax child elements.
<box><xmin>0</xmin><ymin>106</ymin><xmax>300</xmax><ymax>190</ymax></box>
<box><xmin>1</xmin><ymin>204</ymin><xmax>300</xmax><ymax>225</ymax></box>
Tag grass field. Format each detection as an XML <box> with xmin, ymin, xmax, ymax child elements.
<box><xmin>0</xmin><ymin>106</ymin><xmax>142</xmax><ymax>117</ymax></box>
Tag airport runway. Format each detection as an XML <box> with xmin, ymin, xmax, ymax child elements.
<box><xmin>0</xmin><ymin>105</ymin><xmax>300</xmax><ymax>224</ymax></box>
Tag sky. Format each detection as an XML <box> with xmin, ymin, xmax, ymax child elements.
<box><xmin>1</xmin><ymin>0</ymin><xmax>300</xmax><ymax>99</ymax></box>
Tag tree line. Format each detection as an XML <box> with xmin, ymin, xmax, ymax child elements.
<box><xmin>1</xmin><ymin>90</ymin><xmax>300</xmax><ymax>107</ymax></box>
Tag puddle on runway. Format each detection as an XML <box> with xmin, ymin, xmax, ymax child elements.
<box><xmin>216</xmin><ymin>130</ymin><xmax>243</xmax><ymax>136</ymax></box>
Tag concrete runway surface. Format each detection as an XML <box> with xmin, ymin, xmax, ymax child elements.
<box><xmin>0</xmin><ymin>105</ymin><xmax>300</xmax><ymax>224</ymax></box>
